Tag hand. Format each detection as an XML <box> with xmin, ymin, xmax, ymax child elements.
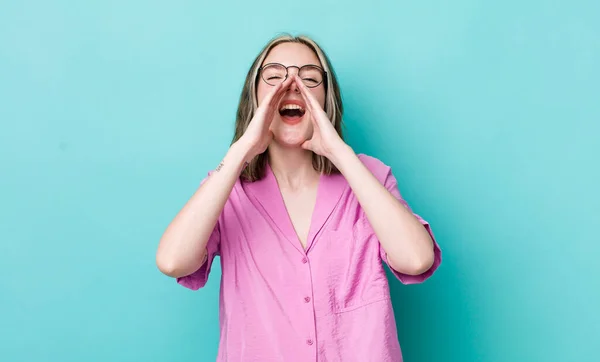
<box><xmin>295</xmin><ymin>75</ymin><xmax>347</xmax><ymax>160</ymax></box>
<box><xmin>238</xmin><ymin>76</ymin><xmax>294</xmax><ymax>161</ymax></box>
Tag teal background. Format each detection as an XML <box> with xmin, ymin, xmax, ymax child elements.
<box><xmin>1</xmin><ymin>0</ymin><xmax>598</xmax><ymax>361</ymax></box>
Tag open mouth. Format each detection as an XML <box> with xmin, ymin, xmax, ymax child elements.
<box><xmin>279</xmin><ymin>103</ymin><xmax>306</xmax><ymax>122</ymax></box>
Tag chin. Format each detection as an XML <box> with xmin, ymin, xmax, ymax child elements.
<box><xmin>273</xmin><ymin>133</ymin><xmax>308</xmax><ymax>148</ymax></box>
<box><xmin>271</xmin><ymin>117</ymin><xmax>312</xmax><ymax>148</ymax></box>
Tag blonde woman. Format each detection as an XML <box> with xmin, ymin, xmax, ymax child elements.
<box><xmin>156</xmin><ymin>34</ymin><xmax>442</xmax><ymax>362</ymax></box>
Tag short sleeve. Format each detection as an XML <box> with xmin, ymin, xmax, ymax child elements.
<box><xmin>175</xmin><ymin>172</ymin><xmax>222</xmax><ymax>290</ymax></box>
<box><xmin>176</xmin><ymin>224</ymin><xmax>220</xmax><ymax>290</ymax></box>
<box><xmin>380</xmin><ymin>168</ymin><xmax>442</xmax><ymax>285</ymax></box>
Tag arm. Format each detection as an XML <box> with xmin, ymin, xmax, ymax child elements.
<box><xmin>156</xmin><ymin>76</ymin><xmax>292</xmax><ymax>279</ymax></box>
<box><xmin>294</xmin><ymin>74</ymin><xmax>435</xmax><ymax>276</ymax></box>
<box><xmin>331</xmin><ymin>146</ymin><xmax>435</xmax><ymax>275</ymax></box>
<box><xmin>155</xmin><ymin>141</ymin><xmax>250</xmax><ymax>278</ymax></box>
<box><xmin>295</xmin><ymin>76</ymin><xmax>435</xmax><ymax>275</ymax></box>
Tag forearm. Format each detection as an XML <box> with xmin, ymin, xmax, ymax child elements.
<box><xmin>156</xmin><ymin>140</ymin><xmax>251</xmax><ymax>278</ymax></box>
<box><xmin>331</xmin><ymin>145</ymin><xmax>435</xmax><ymax>275</ymax></box>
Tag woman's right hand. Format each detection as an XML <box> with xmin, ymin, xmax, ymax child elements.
<box><xmin>238</xmin><ymin>76</ymin><xmax>294</xmax><ymax>161</ymax></box>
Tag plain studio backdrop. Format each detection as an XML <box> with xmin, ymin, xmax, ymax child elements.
<box><xmin>1</xmin><ymin>1</ymin><xmax>598</xmax><ymax>361</ymax></box>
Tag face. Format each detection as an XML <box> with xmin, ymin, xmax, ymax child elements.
<box><xmin>256</xmin><ymin>42</ymin><xmax>326</xmax><ymax>148</ymax></box>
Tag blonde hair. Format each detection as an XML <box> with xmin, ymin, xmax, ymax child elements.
<box><xmin>232</xmin><ymin>34</ymin><xmax>344</xmax><ymax>182</ymax></box>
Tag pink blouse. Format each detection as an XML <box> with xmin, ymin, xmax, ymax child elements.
<box><xmin>177</xmin><ymin>154</ymin><xmax>442</xmax><ymax>361</ymax></box>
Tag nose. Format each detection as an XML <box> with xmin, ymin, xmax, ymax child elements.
<box><xmin>287</xmin><ymin>78</ymin><xmax>300</xmax><ymax>93</ymax></box>
<box><xmin>285</xmin><ymin>66</ymin><xmax>301</xmax><ymax>93</ymax></box>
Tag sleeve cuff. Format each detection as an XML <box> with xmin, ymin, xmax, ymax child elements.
<box><xmin>381</xmin><ymin>217</ymin><xmax>442</xmax><ymax>285</ymax></box>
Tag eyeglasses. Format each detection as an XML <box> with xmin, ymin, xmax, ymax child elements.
<box><xmin>259</xmin><ymin>63</ymin><xmax>327</xmax><ymax>88</ymax></box>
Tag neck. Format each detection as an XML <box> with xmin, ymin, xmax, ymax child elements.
<box><xmin>267</xmin><ymin>144</ymin><xmax>319</xmax><ymax>190</ymax></box>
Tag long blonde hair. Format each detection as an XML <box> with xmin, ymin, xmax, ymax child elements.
<box><xmin>232</xmin><ymin>34</ymin><xmax>344</xmax><ymax>182</ymax></box>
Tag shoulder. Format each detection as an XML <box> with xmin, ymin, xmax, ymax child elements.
<box><xmin>356</xmin><ymin>153</ymin><xmax>392</xmax><ymax>183</ymax></box>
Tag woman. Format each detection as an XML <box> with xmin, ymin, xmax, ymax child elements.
<box><xmin>156</xmin><ymin>34</ymin><xmax>442</xmax><ymax>362</ymax></box>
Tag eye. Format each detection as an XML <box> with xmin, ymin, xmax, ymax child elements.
<box><xmin>299</xmin><ymin>66</ymin><xmax>323</xmax><ymax>86</ymax></box>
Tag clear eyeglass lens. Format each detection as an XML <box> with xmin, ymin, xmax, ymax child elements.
<box><xmin>261</xmin><ymin>64</ymin><xmax>287</xmax><ymax>85</ymax></box>
<box><xmin>298</xmin><ymin>66</ymin><xmax>323</xmax><ymax>88</ymax></box>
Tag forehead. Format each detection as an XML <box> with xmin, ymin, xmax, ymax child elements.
<box><xmin>262</xmin><ymin>42</ymin><xmax>322</xmax><ymax>67</ymax></box>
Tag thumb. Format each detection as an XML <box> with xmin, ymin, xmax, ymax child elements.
<box><xmin>266</xmin><ymin>130</ymin><xmax>274</xmax><ymax>144</ymax></box>
<box><xmin>301</xmin><ymin>140</ymin><xmax>312</xmax><ymax>151</ymax></box>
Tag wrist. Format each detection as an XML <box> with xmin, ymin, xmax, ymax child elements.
<box><xmin>328</xmin><ymin>142</ymin><xmax>355</xmax><ymax>167</ymax></box>
<box><xmin>229</xmin><ymin>139</ymin><xmax>254</xmax><ymax>166</ymax></box>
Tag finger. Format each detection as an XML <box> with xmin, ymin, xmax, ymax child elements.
<box><xmin>295</xmin><ymin>79</ymin><xmax>322</xmax><ymax>128</ymax></box>
<box><xmin>260</xmin><ymin>81</ymin><xmax>284</xmax><ymax>109</ymax></box>
<box><xmin>281</xmin><ymin>74</ymin><xmax>295</xmax><ymax>91</ymax></box>
<box><xmin>294</xmin><ymin>75</ymin><xmax>320</xmax><ymax>110</ymax></box>
<box><xmin>258</xmin><ymin>84</ymin><xmax>281</xmax><ymax>111</ymax></box>
<box><xmin>304</xmin><ymin>107</ymin><xmax>317</xmax><ymax>127</ymax></box>
<box><xmin>263</xmin><ymin>75</ymin><xmax>293</xmax><ymax>104</ymax></box>
<box><xmin>295</xmin><ymin>78</ymin><xmax>312</xmax><ymax>113</ymax></box>
<box><xmin>295</xmin><ymin>80</ymin><xmax>322</xmax><ymax>123</ymax></box>
<box><xmin>271</xmin><ymin>76</ymin><xmax>294</xmax><ymax>107</ymax></box>
<box><xmin>301</xmin><ymin>140</ymin><xmax>312</xmax><ymax>151</ymax></box>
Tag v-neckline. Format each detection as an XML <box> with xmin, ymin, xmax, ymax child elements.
<box><xmin>275</xmin><ymin>172</ymin><xmax>319</xmax><ymax>250</ymax></box>
<box><xmin>244</xmin><ymin>162</ymin><xmax>348</xmax><ymax>254</ymax></box>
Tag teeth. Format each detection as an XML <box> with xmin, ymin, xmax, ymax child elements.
<box><xmin>279</xmin><ymin>104</ymin><xmax>305</xmax><ymax>112</ymax></box>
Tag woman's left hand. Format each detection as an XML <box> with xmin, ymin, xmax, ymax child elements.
<box><xmin>295</xmin><ymin>75</ymin><xmax>347</xmax><ymax>160</ymax></box>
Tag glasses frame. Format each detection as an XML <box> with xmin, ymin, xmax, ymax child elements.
<box><xmin>258</xmin><ymin>62</ymin><xmax>327</xmax><ymax>88</ymax></box>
